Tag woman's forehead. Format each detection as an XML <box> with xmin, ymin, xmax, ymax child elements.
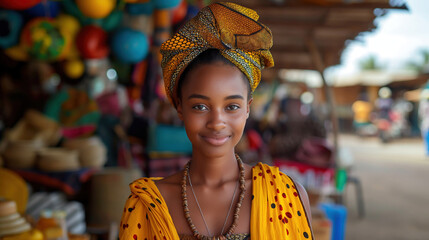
<box><xmin>182</xmin><ymin>63</ymin><xmax>248</xmax><ymax>95</ymax></box>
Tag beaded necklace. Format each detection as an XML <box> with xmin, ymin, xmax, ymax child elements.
<box><xmin>182</xmin><ymin>154</ymin><xmax>246</xmax><ymax>240</ymax></box>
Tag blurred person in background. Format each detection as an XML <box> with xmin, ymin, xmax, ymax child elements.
<box><xmin>418</xmin><ymin>89</ymin><xmax>429</xmax><ymax>156</ymax></box>
<box><xmin>375</xmin><ymin>87</ymin><xmax>394</xmax><ymax>142</ymax></box>
<box><xmin>352</xmin><ymin>96</ymin><xmax>374</xmax><ymax>136</ymax></box>
<box><xmin>392</xmin><ymin>91</ymin><xmax>413</xmax><ymax>137</ymax></box>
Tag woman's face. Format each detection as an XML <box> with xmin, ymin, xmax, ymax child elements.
<box><xmin>177</xmin><ymin>62</ymin><xmax>252</xmax><ymax>158</ymax></box>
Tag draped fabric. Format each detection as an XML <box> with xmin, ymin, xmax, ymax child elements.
<box><xmin>160</xmin><ymin>2</ymin><xmax>274</xmax><ymax>105</ymax></box>
<box><xmin>119</xmin><ymin>177</ymin><xmax>180</xmax><ymax>240</ymax></box>
<box><xmin>119</xmin><ymin>163</ymin><xmax>313</xmax><ymax>240</ymax></box>
<box><xmin>250</xmin><ymin>163</ymin><xmax>313</xmax><ymax>240</ymax></box>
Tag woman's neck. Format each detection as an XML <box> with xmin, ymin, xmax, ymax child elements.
<box><xmin>188</xmin><ymin>150</ymin><xmax>239</xmax><ymax>187</ymax></box>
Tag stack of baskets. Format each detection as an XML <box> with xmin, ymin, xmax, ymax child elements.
<box><xmin>1</xmin><ymin>110</ymin><xmax>61</xmax><ymax>170</ymax></box>
<box><xmin>62</xmin><ymin>137</ymin><xmax>106</xmax><ymax>169</ymax></box>
<box><xmin>1</xmin><ymin>110</ymin><xmax>107</xmax><ymax>171</ymax></box>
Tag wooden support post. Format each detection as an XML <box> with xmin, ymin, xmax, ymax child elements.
<box><xmin>306</xmin><ymin>39</ymin><xmax>339</xmax><ymax>160</ymax></box>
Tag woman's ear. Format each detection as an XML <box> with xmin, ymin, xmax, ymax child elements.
<box><xmin>246</xmin><ymin>98</ymin><xmax>253</xmax><ymax>119</ymax></box>
<box><xmin>176</xmin><ymin>100</ymin><xmax>184</xmax><ymax>121</ymax></box>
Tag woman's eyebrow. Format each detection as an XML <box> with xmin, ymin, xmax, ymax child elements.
<box><xmin>225</xmin><ymin>95</ymin><xmax>244</xmax><ymax>100</ymax></box>
<box><xmin>188</xmin><ymin>94</ymin><xmax>210</xmax><ymax>100</ymax></box>
<box><xmin>187</xmin><ymin>94</ymin><xmax>244</xmax><ymax>100</ymax></box>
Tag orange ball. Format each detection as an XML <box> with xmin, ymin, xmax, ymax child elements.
<box><xmin>76</xmin><ymin>0</ymin><xmax>116</xmax><ymax>19</ymax></box>
<box><xmin>64</xmin><ymin>59</ymin><xmax>85</xmax><ymax>79</ymax></box>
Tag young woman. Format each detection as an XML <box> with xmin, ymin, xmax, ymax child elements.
<box><xmin>119</xmin><ymin>2</ymin><xmax>313</xmax><ymax>240</ymax></box>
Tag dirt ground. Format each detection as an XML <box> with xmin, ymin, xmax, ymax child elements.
<box><xmin>338</xmin><ymin>134</ymin><xmax>429</xmax><ymax>240</ymax></box>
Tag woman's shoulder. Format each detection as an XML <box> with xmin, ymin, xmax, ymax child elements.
<box><xmin>251</xmin><ymin>162</ymin><xmax>291</xmax><ymax>181</ymax></box>
<box><xmin>251</xmin><ymin>162</ymin><xmax>312</xmax><ymax>220</ymax></box>
<box><xmin>251</xmin><ymin>162</ymin><xmax>306</xmax><ymax>196</ymax></box>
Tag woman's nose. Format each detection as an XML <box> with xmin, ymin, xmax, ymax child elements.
<box><xmin>206</xmin><ymin>109</ymin><xmax>226</xmax><ymax>131</ymax></box>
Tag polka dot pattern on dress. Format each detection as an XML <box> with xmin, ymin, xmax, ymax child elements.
<box><xmin>251</xmin><ymin>162</ymin><xmax>313</xmax><ymax>239</ymax></box>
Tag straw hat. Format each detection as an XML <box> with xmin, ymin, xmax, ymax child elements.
<box><xmin>0</xmin><ymin>169</ymin><xmax>29</xmax><ymax>214</ymax></box>
<box><xmin>0</xmin><ymin>200</ymin><xmax>31</xmax><ymax>238</ymax></box>
<box><xmin>62</xmin><ymin>137</ymin><xmax>106</xmax><ymax>169</ymax></box>
<box><xmin>37</xmin><ymin>148</ymin><xmax>80</xmax><ymax>172</ymax></box>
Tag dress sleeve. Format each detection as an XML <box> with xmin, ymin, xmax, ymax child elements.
<box><xmin>119</xmin><ymin>178</ymin><xmax>180</xmax><ymax>240</ymax></box>
<box><xmin>119</xmin><ymin>192</ymin><xmax>148</xmax><ymax>240</ymax></box>
<box><xmin>251</xmin><ymin>163</ymin><xmax>313</xmax><ymax>240</ymax></box>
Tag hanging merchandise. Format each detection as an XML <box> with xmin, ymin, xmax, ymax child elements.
<box><xmin>75</xmin><ymin>25</ymin><xmax>109</xmax><ymax>59</ymax></box>
<box><xmin>111</xmin><ymin>28</ymin><xmax>149</xmax><ymax>63</ymax></box>
<box><xmin>122</xmin><ymin>13</ymin><xmax>153</xmax><ymax>36</ymax></box>
<box><xmin>75</xmin><ymin>0</ymin><xmax>116</xmax><ymax>19</ymax></box>
<box><xmin>61</xmin><ymin>0</ymin><xmax>122</xmax><ymax>32</ymax></box>
<box><xmin>100</xmin><ymin>9</ymin><xmax>123</xmax><ymax>32</ymax></box>
<box><xmin>125</xmin><ymin>0</ymin><xmax>151</xmax><ymax>3</ymax></box>
<box><xmin>25</xmin><ymin>0</ymin><xmax>60</xmax><ymax>18</ymax></box>
<box><xmin>55</xmin><ymin>14</ymin><xmax>81</xmax><ymax>60</ymax></box>
<box><xmin>185</xmin><ymin>4</ymin><xmax>200</xmax><ymax>21</ymax></box>
<box><xmin>126</xmin><ymin>0</ymin><xmax>155</xmax><ymax>15</ymax></box>
<box><xmin>0</xmin><ymin>10</ymin><xmax>23</xmax><ymax>49</ymax></box>
<box><xmin>140</xmin><ymin>53</ymin><xmax>159</xmax><ymax>106</ymax></box>
<box><xmin>56</xmin><ymin>14</ymin><xmax>81</xmax><ymax>37</ymax></box>
<box><xmin>153</xmin><ymin>9</ymin><xmax>171</xmax><ymax>47</ymax></box>
<box><xmin>63</xmin><ymin>59</ymin><xmax>85</xmax><ymax>79</ymax></box>
<box><xmin>44</xmin><ymin>88</ymin><xmax>100</xmax><ymax>138</ymax></box>
<box><xmin>171</xmin><ymin>0</ymin><xmax>187</xmax><ymax>25</ymax></box>
<box><xmin>0</xmin><ymin>0</ymin><xmax>41</xmax><ymax>10</ymax></box>
<box><xmin>153</xmin><ymin>0</ymin><xmax>181</xmax><ymax>9</ymax></box>
<box><xmin>20</xmin><ymin>18</ymin><xmax>66</xmax><ymax>61</ymax></box>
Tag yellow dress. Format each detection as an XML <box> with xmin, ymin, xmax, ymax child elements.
<box><xmin>119</xmin><ymin>163</ymin><xmax>313</xmax><ymax>240</ymax></box>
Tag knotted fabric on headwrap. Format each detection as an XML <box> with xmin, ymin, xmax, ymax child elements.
<box><xmin>160</xmin><ymin>2</ymin><xmax>274</xmax><ymax>105</ymax></box>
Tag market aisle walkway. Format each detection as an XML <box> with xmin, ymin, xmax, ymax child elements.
<box><xmin>339</xmin><ymin>134</ymin><xmax>429</xmax><ymax>240</ymax></box>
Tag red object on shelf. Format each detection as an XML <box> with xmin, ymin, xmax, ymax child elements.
<box><xmin>274</xmin><ymin>159</ymin><xmax>334</xmax><ymax>175</ymax></box>
<box><xmin>0</xmin><ymin>0</ymin><xmax>41</xmax><ymax>10</ymax></box>
<box><xmin>76</xmin><ymin>25</ymin><xmax>109</xmax><ymax>59</ymax></box>
<box><xmin>274</xmin><ymin>158</ymin><xmax>335</xmax><ymax>189</ymax></box>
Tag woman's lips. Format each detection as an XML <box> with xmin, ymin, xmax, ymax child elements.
<box><xmin>202</xmin><ymin>135</ymin><xmax>230</xmax><ymax>146</ymax></box>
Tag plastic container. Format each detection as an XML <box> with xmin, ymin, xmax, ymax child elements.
<box><xmin>36</xmin><ymin>210</ymin><xmax>68</xmax><ymax>240</ymax></box>
<box><xmin>319</xmin><ymin>203</ymin><xmax>347</xmax><ymax>240</ymax></box>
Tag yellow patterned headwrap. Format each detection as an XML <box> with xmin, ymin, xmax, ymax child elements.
<box><xmin>160</xmin><ymin>2</ymin><xmax>274</xmax><ymax>105</ymax></box>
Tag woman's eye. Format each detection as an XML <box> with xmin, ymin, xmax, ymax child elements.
<box><xmin>226</xmin><ymin>104</ymin><xmax>240</xmax><ymax>111</ymax></box>
<box><xmin>192</xmin><ymin>104</ymin><xmax>208</xmax><ymax>111</ymax></box>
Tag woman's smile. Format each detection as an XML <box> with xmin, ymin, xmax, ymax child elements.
<box><xmin>201</xmin><ymin>134</ymin><xmax>231</xmax><ymax>146</ymax></box>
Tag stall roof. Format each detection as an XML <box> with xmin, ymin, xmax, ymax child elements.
<box><xmin>211</xmin><ymin>0</ymin><xmax>408</xmax><ymax>70</ymax></box>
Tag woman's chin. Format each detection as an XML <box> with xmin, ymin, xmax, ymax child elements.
<box><xmin>192</xmin><ymin>145</ymin><xmax>234</xmax><ymax>159</ymax></box>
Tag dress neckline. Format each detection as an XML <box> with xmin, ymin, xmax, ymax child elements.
<box><xmin>150</xmin><ymin>165</ymin><xmax>258</xmax><ymax>238</ymax></box>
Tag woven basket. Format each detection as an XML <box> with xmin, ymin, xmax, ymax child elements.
<box><xmin>6</xmin><ymin>110</ymin><xmax>61</xmax><ymax>147</ymax></box>
<box><xmin>62</xmin><ymin>137</ymin><xmax>107</xmax><ymax>169</ymax></box>
<box><xmin>37</xmin><ymin>148</ymin><xmax>80</xmax><ymax>172</ymax></box>
<box><xmin>3</xmin><ymin>139</ymin><xmax>44</xmax><ymax>169</ymax></box>
<box><xmin>24</xmin><ymin>110</ymin><xmax>61</xmax><ymax>146</ymax></box>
